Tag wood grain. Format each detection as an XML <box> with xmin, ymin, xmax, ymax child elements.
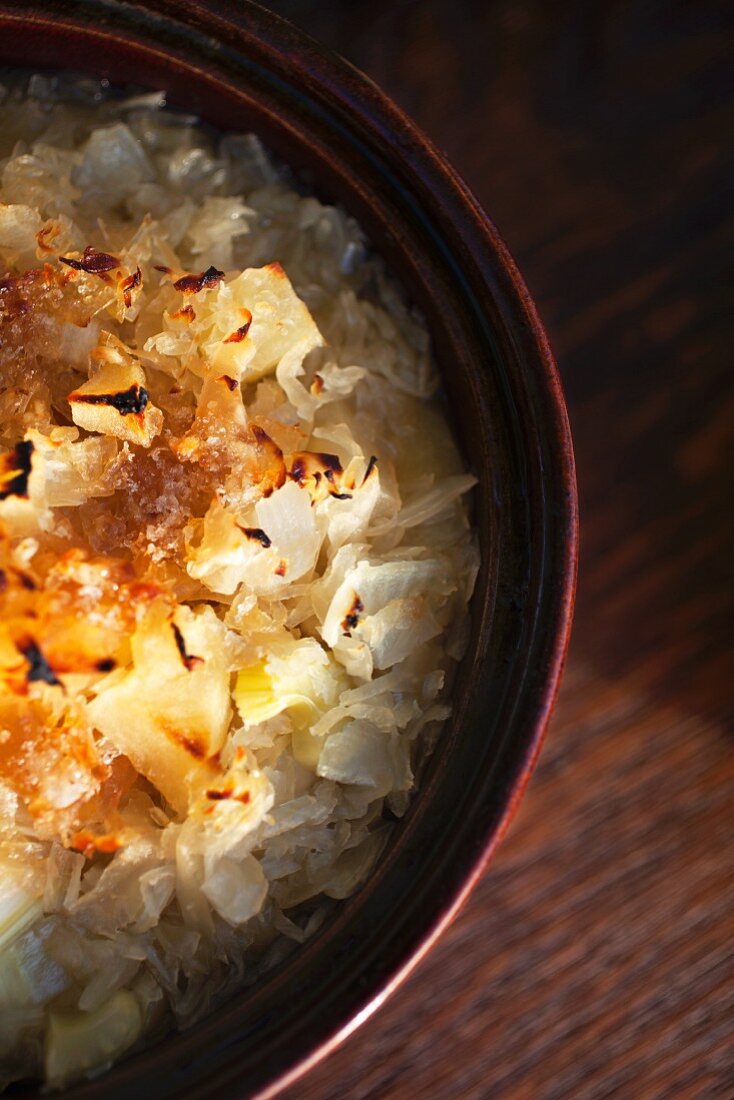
<box><xmin>261</xmin><ymin>1</ymin><xmax>734</xmax><ymax>1097</ymax></box>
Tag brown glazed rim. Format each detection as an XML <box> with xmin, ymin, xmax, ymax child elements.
<box><xmin>0</xmin><ymin>2</ymin><xmax>578</xmax><ymax>1098</ymax></box>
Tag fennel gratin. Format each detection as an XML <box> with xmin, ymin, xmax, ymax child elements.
<box><xmin>0</xmin><ymin>76</ymin><xmax>478</xmax><ymax>1089</ymax></box>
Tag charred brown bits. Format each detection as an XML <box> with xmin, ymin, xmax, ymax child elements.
<box><xmin>72</xmin><ymin>385</ymin><xmax>149</xmax><ymax>416</ymax></box>
<box><xmin>18</xmin><ymin>639</ymin><xmax>61</xmax><ymax>687</ymax></box>
<box><xmin>0</xmin><ymin>440</ymin><xmax>34</xmax><ymax>500</ymax></box>
<box><xmin>341</xmin><ymin>594</ymin><xmax>364</xmax><ymax>635</ymax></box>
<box><xmin>224</xmin><ymin>309</ymin><xmax>253</xmax><ymax>343</ymax></box>
<box><xmin>59</xmin><ymin>246</ymin><xmax>120</xmax><ymax>275</ymax></box>
<box><xmin>173</xmin><ymin>266</ymin><xmax>224</xmax><ymax>294</ymax></box>
<box><xmin>238</xmin><ymin>527</ymin><xmax>272</xmax><ymax>548</ymax></box>
<box><xmin>363</xmin><ymin>455</ymin><xmax>378</xmax><ymax>483</ymax></box>
<box><xmin>171</xmin><ymin>622</ymin><xmax>204</xmax><ymax>671</ymax></box>
<box><xmin>205</xmin><ymin>787</ymin><xmax>250</xmax><ymax>804</ymax></box>
<box><xmin>121</xmin><ymin>267</ymin><xmax>142</xmax><ymax>309</ymax></box>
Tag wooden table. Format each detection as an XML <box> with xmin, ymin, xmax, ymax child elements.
<box><xmin>269</xmin><ymin>2</ymin><xmax>734</xmax><ymax>1096</ymax></box>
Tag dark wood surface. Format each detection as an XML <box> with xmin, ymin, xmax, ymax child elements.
<box><xmin>263</xmin><ymin>2</ymin><xmax>734</xmax><ymax>1097</ymax></box>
